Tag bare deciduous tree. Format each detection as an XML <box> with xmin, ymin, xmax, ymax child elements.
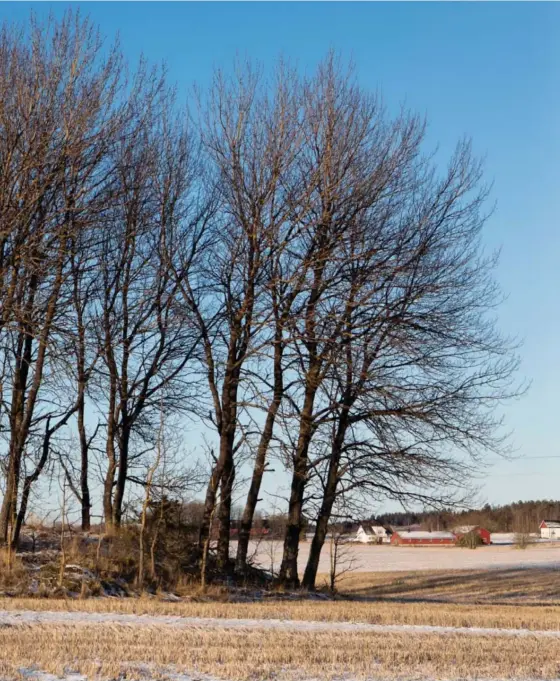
<box><xmin>0</xmin><ymin>14</ymin><xmax>125</xmax><ymax>545</ymax></box>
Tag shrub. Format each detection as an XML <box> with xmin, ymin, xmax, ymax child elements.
<box><xmin>455</xmin><ymin>531</ymin><xmax>484</xmax><ymax>549</ymax></box>
<box><xmin>514</xmin><ymin>533</ymin><xmax>533</xmax><ymax>550</ymax></box>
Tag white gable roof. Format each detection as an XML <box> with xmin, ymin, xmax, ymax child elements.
<box><xmin>358</xmin><ymin>524</ymin><xmax>387</xmax><ymax>535</ymax></box>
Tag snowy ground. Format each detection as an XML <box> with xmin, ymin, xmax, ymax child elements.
<box><xmin>4</xmin><ymin>608</ymin><xmax>560</xmax><ymax>637</ymax></box>
<box><xmin>234</xmin><ymin>539</ymin><xmax>560</xmax><ymax>573</ymax></box>
<box><xmin>20</xmin><ymin>670</ymin><xmax>207</xmax><ymax>681</ymax></box>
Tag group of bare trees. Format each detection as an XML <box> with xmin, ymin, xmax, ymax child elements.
<box><xmin>0</xmin><ymin>12</ymin><xmax>519</xmax><ymax>589</ymax></box>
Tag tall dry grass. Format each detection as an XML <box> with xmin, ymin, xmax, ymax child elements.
<box><xmin>0</xmin><ymin>547</ymin><xmax>27</xmax><ymax>590</ymax></box>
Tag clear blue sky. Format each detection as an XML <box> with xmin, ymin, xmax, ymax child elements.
<box><xmin>3</xmin><ymin>2</ymin><xmax>559</xmax><ymax>510</ymax></box>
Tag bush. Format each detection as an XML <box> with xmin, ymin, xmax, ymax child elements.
<box><xmin>514</xmin><ymin>533</ymin><xmax>533</xmax><ymax>550</ymax></box>
<box><xmin>455</xmin><ymin>531</ymin><xmax>484</xmax><ymax>549</ymax></box>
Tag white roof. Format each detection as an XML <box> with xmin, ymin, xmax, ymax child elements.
<box><xmin>395</xmin><ymin>531</ymin><xmax>455</xmax><ymax>540</ymax></box>
<box><xmin>359</xmin><ymin>524</ymin><xmax>387</xmax><ymax>535</ymax></box>
<box><xmin>453</xmin><ymin>525</ymin><xmax>477</xmax><ymax>534</ymax></box>
<box><xmin>542</xmin><ymin>520</ymin><xmax>560</xmax><ymax>528</ymax></box>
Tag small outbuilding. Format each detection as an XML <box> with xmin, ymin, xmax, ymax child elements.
<box><xmin>540</xmin><ymin>520</ymin><xmax>560</xmax><ymax>539</ymax></box>
<box><xmin>390</xmin><ymin>530</ymin><xmax>456</xmax><ymax>546</ymax></box>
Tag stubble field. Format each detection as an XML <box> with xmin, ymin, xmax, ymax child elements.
<box><xmin>4</xmin><ymin>545</ymin><xmax>560</xmax><ymax>681</ymax></box>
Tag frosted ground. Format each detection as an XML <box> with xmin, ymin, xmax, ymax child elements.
<box><xmin>5</xmin><ymin>609</ymin><xmax>560</xmax><ymax>636</ymax></box>
<box><xmin>234</xmin><ymin>538</ymin><xmax>560</xmax><ymax>573</ymax></box>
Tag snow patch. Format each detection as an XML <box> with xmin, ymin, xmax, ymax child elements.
<box><xmin>4</xmin><ymin>609</ymin><xmax>560</xmax><ymax>638</ymax></box>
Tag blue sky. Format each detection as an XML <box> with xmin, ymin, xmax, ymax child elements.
<box><xmin>2</xmin><ymin>2</ymin><xmax>559</xmax><ymax>511</ymax></box>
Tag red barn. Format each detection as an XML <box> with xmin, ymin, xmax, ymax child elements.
<box><xmin>453</xmin><ymin>525</ymin><xmax>491</xmax><ymax>545</ymax></box>
<box><xmin>391</xmin><ymin>530</ymin><xmax>456</xmax><ymax>546</ymax></box>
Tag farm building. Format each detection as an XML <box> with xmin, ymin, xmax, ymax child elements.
<box><xmin>355</xmin><ymin>523</ymin><xmax>392</xmax><ymax>544</ymax></box>
<box><xmin>540</xmin><ymin>520</ymin><xmax>560</xmax><ymax>539</ymax></box>
<box><xmin>391</xmin><ymin>530</ymin><xmax>456</xmax><ymax>546</ymax></box>
<box><xmin>453</xmin><ymin>525</ymin><xmax>491</xmax><ymax>545</ymax></box>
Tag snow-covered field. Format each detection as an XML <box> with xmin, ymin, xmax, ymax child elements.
<box><xmin>234</xmin><ymin>539</ymin><xmax>560</xmax><ymax>573</ymax></box>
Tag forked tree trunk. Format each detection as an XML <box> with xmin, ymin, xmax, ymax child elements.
<box><xmin>278</xmin><ymin>355</ymin><xmax>321</xmax><ymax>587</ymax></box>
<box><xmin>302</xmin><ymin>419</ymin><xmax>348</xmax><ymax>590</ymax></box>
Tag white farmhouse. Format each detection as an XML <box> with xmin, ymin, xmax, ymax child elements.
<box><xmin>540</xmin><ymin>520</ymin><xmax>560</xmax><ymax>539</ymax></box>
<box><xmin>356</xmin><ymin>523</ymin><xmax>391</xmax><ymax>544</ymax></box>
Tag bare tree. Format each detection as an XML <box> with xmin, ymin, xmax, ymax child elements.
<box><xmin>277</xmin><ymin>55</ymin><xmax>417</xmax><ymax>586</ymax></box>
<box><xmin>0</xmin><ymin>13</ymin><xmax>125</xmax><ymax>544</ymax></box>
<box><xmin>173</xmin><ymin>61</ymin><xmax>303</xmax><ymax>572</ymax></box>
<box><xmin>327</xmin><ymin>525</ymin><xmax>357</xmax><ymax>594</ymax></box>
<box><xmin>99</xmin><ymin>87</ymin><xmax>201</xmax><ymax>531</ymax></box>
<box><xmin>277</xmin><ymin>55</ymin><xmax>519</xmax><ymax>588</ymax></box>
<box><xmin>67</xmin><ymin>223</ymin><xmax>103</xmax><ymax>531</ymax></box>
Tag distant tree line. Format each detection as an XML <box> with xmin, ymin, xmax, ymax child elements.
<box><xmin>373</xmin><ymin>500</ymin><xmax>559</xmax><ymax>534</ymax></box>
<box><xmin>0</xmin><ymin>12</ymin><xmax>520</xmax><ymax>589</ymax></box>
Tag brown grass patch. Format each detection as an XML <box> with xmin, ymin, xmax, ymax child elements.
<box><xmin>0</xmin><ymin>548</ymin><xmax>28</xmax><ymax>590</ymax></box>
<box><xmin>1</xmin><ymin>624</ymin><xmax>559</xmax><ymax>680</ymax></box>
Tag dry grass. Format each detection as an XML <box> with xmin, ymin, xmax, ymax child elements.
<box><xmin>0</xmin><ymin>548</ymin><xmax>27</xmax><ymax>589</ymax></box>
<box><xmin>3</xmin><ymin>593</ymin><xmax>560</xmax><ymax>631</ymax></box>
<box><xmin>3</xmin><ymin>568</ymin><xmax>560</xmax><ymax>680</ymax></box>
<box><xmin>1</xmin><ymin>623</ymin><xmax>560</xmax><ymax>680</ymax></box>
<box><xmin>3</xmin><ymin>567</ymin><xmax>560</xmax><ymax>680</ymax></box>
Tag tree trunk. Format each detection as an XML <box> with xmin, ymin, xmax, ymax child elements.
<box><xmin>278</xmin><ymin>455</ymin><xmax>306</xmax><ymax>588</ymax></box>
<box><xmin>0</xmin><ymin>457</ymin><xmax>19</xmax><ymax>544</ymax></box>
<box><xmin>236</xmin><ymin>334</ymin><xmax>284</xmax><ymax>572</ymax></box>
<box><xmin>301</xmin><ymin>434</ymin><xmax>344</xmax><ymax>590</ymax></box>
<box><xmin>103</xmin><ymin>374</ymin><xmax>118</xmax><ymax>533</ymax></box>
<box><xmin>0</xmin><ymin>447</ymin><xmax>19</xmax><ymax>543</ymax></box>
<box><xmin>103</xmin><ymin>437</ymin><xmax>116</xmax><ymax>534</ymax></box>
<box><xmin>77</xmin><ymin>383</ymin><xmax>91</xmax><ymax>531</ymax></box>
<box><xmin>0</xmin><ymin>328</ymin><xmax>33</xmax><ymax>544</ymax></box>
<box><xmin>13</xmin><ymin>422</ymin><xmax>52</xmax><ymax>547</ymax></box>
<box><xmin>113</xmin><ymin>425</ymin><xmax>130</xmax><ymax>527</ymax></box>
<box><xmin>235</xmin><ymin>429</ymin><xmax>271</xmax><ymax>572</ymax></box>
<box><xmin>217</xmin><ymin>455</ymin><xmax>235</xmax><ymax>572</ymax></box>
<box><xmin>278</xmin><ymin>377</ymin><xmax>321</xmax><ymax>587</ymax></box>
<box><xmin>198</xmin><ymin>372</ymin><xmax>238</xmax><ymax>559</ymax></box>
<box><xmin>278</xmin><ymin>253</ymin><xmax>326</xmax><ymax>588</ymax></box>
